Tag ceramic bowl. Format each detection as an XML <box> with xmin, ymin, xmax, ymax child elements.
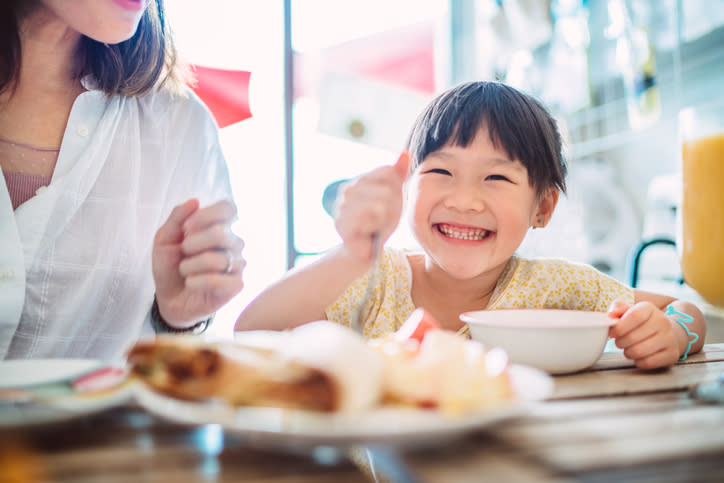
<box><xmin>460</xmin><ymin>309</ymin><xmax>616</xmax><ymax>374</ymax></box>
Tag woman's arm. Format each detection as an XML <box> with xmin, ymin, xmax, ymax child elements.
<box><xmin>235</xmin><ymin>245</ymin><xmax>371</xmax><ymax>331</ymax></box>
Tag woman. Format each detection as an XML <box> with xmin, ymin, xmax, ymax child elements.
<box><xmin>0</xmin><ymin>0</ymin><xmax>245</xmax><ymax>360</ymax></box>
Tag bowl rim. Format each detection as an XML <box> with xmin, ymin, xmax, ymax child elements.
<box><xmin>460</xmin><ymin>309</ymin><xmax>617</xmax><ymax>329</ymax></box>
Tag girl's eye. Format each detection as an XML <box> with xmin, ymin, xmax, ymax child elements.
<box><xmin>425</xmin><ymin>168</ymin><xmax>451</xmax><ymax>175</ymax></box>
<box><xmin>486</xmin><ymin>174</ymin><xmax>511</xmax><ymax>182</ymax></box>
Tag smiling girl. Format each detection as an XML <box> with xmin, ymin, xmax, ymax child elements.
<box><xmin>236</xmin><ymin>81</ymin><xmax>705</xmax><ymax>370</ymax></box>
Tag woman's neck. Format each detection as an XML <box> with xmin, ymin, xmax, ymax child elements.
<box><xmin>19</xmin><ymin>7</ymin><xmax>82</xmax><ymax>92</ymax></box>
<box><xmin>0</xmin><ymin>7</ymin><xmax>85</xmax><ymax>150</ymax></box>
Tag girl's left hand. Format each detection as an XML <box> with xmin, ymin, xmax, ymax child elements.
<box><xmin>607</xmin><ymin>300</ymin><xmax>681</xmax><ymax>370</ymax></box>
<box><xmin>152</xmin><ymin>198</ymin><xmax>245</xmax><ymax>327</ymax></box>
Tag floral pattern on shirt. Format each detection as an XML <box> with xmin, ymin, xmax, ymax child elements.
<box><xmin>325</xmin><ymin>248</ymin><xmax>634</xmax><ymax>338</ymax></box>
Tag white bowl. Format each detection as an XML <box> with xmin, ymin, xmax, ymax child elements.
<box><xmin>460</xmin><ymin>309</ymin><xmax>616</xmax><ymax>375</ymax></box>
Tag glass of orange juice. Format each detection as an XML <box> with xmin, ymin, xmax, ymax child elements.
<box><xmin>678</xmin><ymin>101</ymin><xmax>724</xmax><ymax>307</ymax></box>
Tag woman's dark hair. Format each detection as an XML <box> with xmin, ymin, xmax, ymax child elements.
<box><xmin>406</xmin><ymin>81</ymin><xmax>567</xmax><ymax>196</ymax></box>
<box><xmin>0</xmin><ymin>0</ymin><xmax>186</xmax><ymax>97</ymax></box>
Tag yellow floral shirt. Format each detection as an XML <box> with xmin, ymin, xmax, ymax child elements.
<box><xmin>325</xmin><ymin>247</ymin><xmax>634</xmax><ymax>336</ymax></box>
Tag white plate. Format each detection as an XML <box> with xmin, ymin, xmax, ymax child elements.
<box><xmin>134</xmin><ymin>364</ymin><xmax>552</xmax><ymax>449</ymax></box>
<box><xmin>0</xmin><ymin>359</ymin><xmax>134</xmax><ymax>427</ymax></box>
<box><xmin>0</xmin><ymin>359</ymin><xmax>102</xmax><ymax>388</ymax></box>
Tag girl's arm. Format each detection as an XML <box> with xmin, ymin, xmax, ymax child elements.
<box><xmin>236</xmin><ymin>153</ymin><xmax>410</xmax><ymax>332</ymax></box>
<box><xmin>634</xmin><ymin>289</ymin><xmax>707</xmax><ymax>356</ymax></box>
<box><xmin>609</xmin><ymin>289</ymin><xmax>706</xmax><ymax>369</ymax></box>
<box><xmin>235</xmin><ymin>245</ymin><xmax>371</xmax><ymax>331</ymax></box>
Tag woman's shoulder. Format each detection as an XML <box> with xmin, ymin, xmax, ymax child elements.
<box><xmin>82</xmin><ymin>75</ymin><xmax>204</xmax><ymax>116</ymax></box>
<box><xmin>133</xmin><ymin>86</ymin><xmax>215</xmax><ymax>123</ymax></box>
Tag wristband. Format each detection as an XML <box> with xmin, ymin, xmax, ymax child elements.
<box><xmin>666</xmin><ymin>305</ymin><xmax>699</xmax><ymax>361</ymax></box>
<box><xmin>150</xmin><ymin>296</ymin><xmax>213</xmax><ymax>335</ymax></box>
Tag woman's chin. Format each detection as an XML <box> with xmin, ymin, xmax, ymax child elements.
<box><xmin>83</xmin><ymin>21</ymin><xmax>141</xmax><ymax>45</ymax></box>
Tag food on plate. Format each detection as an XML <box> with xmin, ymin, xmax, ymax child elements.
<box><xmin>370</xmin><ymin>308</ymin><xmax>513</xmax><ymax>414</ymax></box>
<box><xmin>128</xmin><ymin>313</ymin><xmax>513</xmax><ymax>415</ymax></box>
<box><xmin>127</xmin><ymin>321</ymin><xmax>383</xmax><ymax>413</ymax></box>
<box><xmin>393</xmin><ymin>306</ymin><xmax>441</xmax><ymax>343</ymax></box>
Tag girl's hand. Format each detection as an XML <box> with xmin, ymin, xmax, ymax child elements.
<box><xmin>152</xmin><ymin>198</ymin><xmax>245</xmax><ymax>327</ymax></box>
<box><xmin>607</xmin><ymin>300</ymin><xmax>682</xmax><ymax>370</ymax></box>
<box><xmin>334</xmin><ymin>152</ymin><xmax>410</xmax><ymax>264</ymax></box>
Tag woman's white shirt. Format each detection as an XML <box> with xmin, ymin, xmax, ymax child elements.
<box><xmin>0</xmin><ymin>83</ymin><xmax>234</xmax><ymax>360</ymax></box>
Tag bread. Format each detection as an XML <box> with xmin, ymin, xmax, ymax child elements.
<box><xmin>127</xmin><ymin>321</ymin><xmax>383</xmax><ymax>413</ymax></box>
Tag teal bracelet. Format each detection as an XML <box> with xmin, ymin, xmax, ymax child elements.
<box><xmin>666</xmin><ymin>305</ymin><xmax>699</xmax><ymax>361</ymax></box>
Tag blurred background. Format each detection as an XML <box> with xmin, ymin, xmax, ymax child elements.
<box><xmin>165</xmin><ymin>0</ymin><xmax>724</xmax><ymax>338</ymax></box>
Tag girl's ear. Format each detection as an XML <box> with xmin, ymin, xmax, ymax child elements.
<box><xmin>532</xmin><ymin>188</ymin><xmax>559</xmax><ymax>228</ymax></box>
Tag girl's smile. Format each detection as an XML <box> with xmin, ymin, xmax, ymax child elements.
<box><xmin>435</xmin><ymin>222</ymin><xmax>492</xmax><ymax>242</ymax></box>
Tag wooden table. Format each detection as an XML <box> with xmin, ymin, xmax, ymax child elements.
<box><xmin>2</xmin><ymin>344</ymin><xmax>724</xmax><ymax>483</ymax></box>
<box><xmin>403</xmin><ymin>343</ymin><xmax>724</xmax><ymax>482</ymax></box>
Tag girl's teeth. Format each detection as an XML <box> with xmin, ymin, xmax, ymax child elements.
<box><xmin>438</xmin><ymin>225</ymin><xmax>489</xmax><ymax>240</ymax></box>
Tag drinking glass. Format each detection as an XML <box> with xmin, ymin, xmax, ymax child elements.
<box><xmin>678</xmin><ymin>101</ymin><xmax>724</xmax><ymax>307</ymax></box>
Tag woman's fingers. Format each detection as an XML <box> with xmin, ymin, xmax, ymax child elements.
<box><xmin>182</xmin><ymin>200</ymin><xmax>236</xmax><ymax>236</ymax></box>
<box><xmin>182</xmin><ymin>224</ymin><xmax>240</xmax><ymax>256</ymax></box>
<box><xmin>184</xmin><ymin>270</ymin><xmax>245</xmax><ymax>300</ymax></box>
<box><xmin>169</xmin><ymin>198</ymin><xmax>245</xmax><ymax>277</ymax></box>
<box><xmin>155</xmin><ymin>199</ymin><xmax>199</xmax><ymax>246</ymax></box>
<box><xmin>179</xmin><ymin>248</ymin><xmax>246</xmax><ymax>278</ymax></box>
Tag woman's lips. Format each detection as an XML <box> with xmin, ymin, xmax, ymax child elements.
<box><xmin>112</xmin><ymin>0</ymin><xmax>146</xmax><ymax>12</ymax></box>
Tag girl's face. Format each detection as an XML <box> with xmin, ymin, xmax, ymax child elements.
<box><xmin>407</xmin><ymin>127</ymin><xmax>557</xmax><ymax>280</ymax></box>
<box><xmin>40</xmin><ymin>0</ymin><xmax>150</xmax><ymax>44</ymax></box>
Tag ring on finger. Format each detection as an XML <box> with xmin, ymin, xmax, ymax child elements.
<box><xmin>222</xmin><ymin>248</ymin><xmax>234</xmax><ymax>274</ymax></box>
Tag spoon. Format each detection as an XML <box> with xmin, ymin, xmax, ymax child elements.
<box><xmin>352</xmin><ymin>151</ymin><xmax>410</xmax><ymax>334</ymax></box>
<box><xmin>690</xmin><ymin>372</ymin><xmax>724</xmax><ymax>404</ymax></box>
<box><xmin>354</xmin><ymin>233</ymin><xmax>381</xmax><ymax>334</ymax></box>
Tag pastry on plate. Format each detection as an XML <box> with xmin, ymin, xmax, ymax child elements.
<box><xmin>127</xmin><ymin>321</ymin><xmax>383</xmax><ymax>413</ymax></box>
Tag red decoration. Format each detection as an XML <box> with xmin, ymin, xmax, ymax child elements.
<box><xmin>189</xmin><ymin>65</ymin><xmax>252</xmax><ymax>128</ymax></box>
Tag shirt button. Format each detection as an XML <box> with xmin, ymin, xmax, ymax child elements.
<box><xmin>0</xmin><ymin>268</ymin><xmax>15</xmax><ymax>281</ymax></box>
<box><xmin>77</xmin><ymin>125</ymin><xmax>89</xmax><ymax>137</ymax></box>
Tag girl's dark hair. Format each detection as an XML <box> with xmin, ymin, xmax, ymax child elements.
<box><xmin>406</xmin><ymin>81</ymin><xmax>567</xmax><ymax>196</ymax></box>
<box><xmin>0</xmin><ymin>0</ymin><xmax>186</xmax><ymax>97</ymax></box>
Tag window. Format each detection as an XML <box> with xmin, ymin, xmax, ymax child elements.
<box><xmin>166</xmin><ymin>1</ymin><xmax>287</xmax><ymax>337</ymax></box>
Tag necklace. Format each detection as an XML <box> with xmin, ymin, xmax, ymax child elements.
<box><xmin>0</xmin><ymin>135</ymin><xmax>61</xmax><ymax>177</ymax></box>
<box><xmin>0</xmin><ymin>136</ymin><xmax>60</xmax><ymax>152</ymax></box>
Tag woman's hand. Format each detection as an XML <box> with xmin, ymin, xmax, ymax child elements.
<box><xmin>334</xmin><ymin>152</ymin><xmax>409</xmax><ymax>264</ymax></box>
<box><xmin>152</xmin><ymin>198</ymin><xmax>245</xmax><ymax>327</ymax></box>
<box><xmin>607</xmin><ymin>300</ymin><xmax>682</xmax><ymax>370</ymax></box>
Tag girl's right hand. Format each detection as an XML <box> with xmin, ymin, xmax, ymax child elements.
<box><xmin>334</xmin><ymin>152</ymin><xmax>410</xmax><ymax>264</ymax></box>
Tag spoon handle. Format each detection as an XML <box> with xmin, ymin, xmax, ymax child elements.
<box><xmin>354</xmin><ymin>232</ymin><xmax>380</xmax><ymax>334</ymax></box>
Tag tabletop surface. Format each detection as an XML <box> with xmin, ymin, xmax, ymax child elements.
<box><xmin>2</xmin><ymin>344</ymin><xmax>724</xmax><ymax>483</ymax></box>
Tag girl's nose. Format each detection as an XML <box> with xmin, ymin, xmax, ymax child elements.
<box><xmin>444</xmin><ymin>183</ymin><xmax>485</xmax><ymax>212</ymax></box>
